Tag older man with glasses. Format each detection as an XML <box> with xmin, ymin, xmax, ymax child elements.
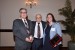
<box><xmin>13</xmin><ymin>8</ymin><xmax>33</xmax><ymax>50</ymax></box>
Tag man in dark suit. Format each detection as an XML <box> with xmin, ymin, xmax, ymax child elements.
<box><xmin>13</xmin><ymin>8</ymin><xmax>33</xmax><ymax>50</ymax></box>
<box><xmin>32</xmin><ymin>14</ymin><xmax>46</xmax><ymax>50</ymax></box>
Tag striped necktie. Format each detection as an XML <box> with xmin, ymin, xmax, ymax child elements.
<box><xmin>37</xmin><ymin>23</ymin><xmax>41</xmax><ymax>38</ymax></box>
<box><xmin>24</xmin><ymin>20</ymin><xmax>30</xmax><ymax>34</ymax></box>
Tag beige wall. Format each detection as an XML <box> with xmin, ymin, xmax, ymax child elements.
<box><xmin>1</xmin><ymin>32</ymin><xmax>15</xmax><ymax>46</ymax></box>
<box><xmin>0</xmin><ymin>0</ymin><xmax>75</xmax><ymax>47</ymax></box>
<box><xmin>0</xmin><ymin>0</ymin><xmax>75</xmax><ymax>29</ymax></box>
<box><xmin>0</xmin><ymin>0</ymin><xmax>66</xmax><ymax>29</ymax></box>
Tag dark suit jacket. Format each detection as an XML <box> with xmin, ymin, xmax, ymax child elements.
<box><xmin>13</xmin><ymin>19</ymin><xmax>33</xmax><ymax>50</ymax></box>
<box><xmin>32</xmin><ymin>21</ymin><xmax>46</xmax><ymax>36</ymax></box>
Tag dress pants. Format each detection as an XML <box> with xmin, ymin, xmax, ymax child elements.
<box><xmin>32</xmin><ymin>38</ymin><xmax>43</xmax><ymax>50</ymax></box>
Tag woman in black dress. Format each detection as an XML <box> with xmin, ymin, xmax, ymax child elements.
<box><xmin>43</xmin><ymin>13</ymin><xmax>62</xmax><ymax>50</ymax></box>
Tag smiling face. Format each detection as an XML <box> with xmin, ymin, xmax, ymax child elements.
<box><xmin>46</xmin><ymin>13</ymin><xmax>56</xmax><ymax>24</ymax></box>
<box><xmin>36</xmin><ymin>14</ymin><xmax>42</xmax><ymax>23</ymax></box>
<box><xmin>46</xmin><ymin>15</ymin><xmax>53</xmax><ymax>23</ymax></box>
<box><xmin>19</xmin><ymin>8</ymin><xmax>27</xmax><ymax>19</ymax></box>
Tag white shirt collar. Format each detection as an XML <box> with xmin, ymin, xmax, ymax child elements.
<box><xmin>36</xmin><ymin>22</ymin><xmax>41</xmax><ymax>25</ymax></box>
<box><xmin>19</xmin><ymin>17</ymin><xmax>26</xmax><ymax>23</ymax></box>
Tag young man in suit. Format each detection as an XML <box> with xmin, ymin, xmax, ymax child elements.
<box><xmin>13</xmin><ymin>8</ymin><xmax>33</xmax><ymax>50</ymax></box>
<box><xmin>32</xmin><ymin>14</ymin><xmax>46</xmax><ymax>50</ymax></box>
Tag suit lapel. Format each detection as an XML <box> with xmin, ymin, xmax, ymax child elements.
<box><xmin>27</xmin><ymin>20</ymin><xmax>30</xmax><ymax>29</ymax></box>
<box><xmin>32</xmin><ymin>21</ymin><xmax>36</xmax><ymax>34</ymax></box>
<box><xmin>20</xmin><ymin>19</ymin><xmax>25</xmax><ymax>26</ymax></box>
<box><xmin>19</xmin><ymin>19</ymin><xmax>27</xmax><ymax>30</ymax></box>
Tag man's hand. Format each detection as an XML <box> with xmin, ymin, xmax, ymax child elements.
<box><xmin>25</xmin><ymin>37</ymin><xmax>31</xmax><ymax>42</ymax></box>
<box><xmin>29</xmin><ymin>35</ymin><xmax>34</xmax><ymax>42</ymax></box>
<box><xmin>25</xmin><ymin>36</ymin><xmax>34</xmax><ymax>43</ymax></box>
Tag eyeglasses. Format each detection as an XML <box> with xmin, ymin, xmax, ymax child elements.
<box><xmin>20</xmin><ymin>12</ymin><xmax>27</xmax><ymax>14</ymax></box>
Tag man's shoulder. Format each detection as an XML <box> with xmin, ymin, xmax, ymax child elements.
<box><xmin>13</xmin><ymin>19</ymin><xmax>21</xmax><ymax>23</ymax></box>
<box><xmin>14</xmin><ymin>19</ymin><xmax>21</xmax><ymax>21</ymax></box>
<box><xmin>27</xmin><ymin>19</ymin><xmax>31</xmax><ymax>22</ymax></box>
<box><xmin>41</xmin><ymin>21</ymin><xmax>46</xmax><ymax>24</ymax></box>
<box><xmin>31</xmin><ymin>21</ymin><xmax>36</xmax><ymax>23</ymax></box>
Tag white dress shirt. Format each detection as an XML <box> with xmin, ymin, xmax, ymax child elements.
<box><xmin>34</xmin><ymin>22</ymin><xmax>44</xmax><ymax>38</ymax></box>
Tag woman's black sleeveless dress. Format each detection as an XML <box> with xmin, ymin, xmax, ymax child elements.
<box><xmin>43</xmin><ymin>25</ymin><xmax>59</xmax><ymax>50</ymax></box>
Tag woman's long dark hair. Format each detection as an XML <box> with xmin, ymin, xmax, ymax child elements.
<box><xmin>46</xmin><ymin>13</ymin><xmax>56</xmax><ymax>25</ymax></box>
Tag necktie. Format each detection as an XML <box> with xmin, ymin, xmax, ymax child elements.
<box><xmin>37</xmin><ymin>23</ymin><xmax>40</xmax><ymax>38</ymax></box>
<box><xmin>24</xmin><ymin>20</ymin><xmax>30</xmax><ymax>34</ymax></box>
<box><xmin>24</xmin><ymin>20</ymin><xmax>29</xmax><ymax>29</ymax></box>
